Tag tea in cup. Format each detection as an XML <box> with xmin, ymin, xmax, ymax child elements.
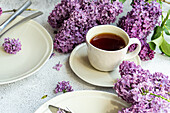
<box><xmin>86</xmin><ymin>25</ymin><xmax>141</xmax><ymax>71</ymax></box>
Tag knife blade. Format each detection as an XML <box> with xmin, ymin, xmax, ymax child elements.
<box><xmin>0</xmin><ymin>11</ymin><xmax>43</xmax><ymax>38</ymax></box>
<box><xmin>49</xmin><ymin>105</ymin><xmax>72</xmax><ymax>113</ymax></box>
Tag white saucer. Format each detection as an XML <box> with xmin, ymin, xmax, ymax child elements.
<box><xmin>69</xmin><ymin>43</ymin><xmax>141</xmax><ymax>87</ymax></box>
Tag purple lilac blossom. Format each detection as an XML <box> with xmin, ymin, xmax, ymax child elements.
<box><xmin>48</xmin><ymin>0</ymin><xmax>80</xmax><ymax>28</ymax></box>
<box><xmin>49</xmin><ymin>0</ymin><xmax>123</xmax><ymax>53</ymax></box>
<box><xmin>119</xmin><ymin>98</ymin><xmax>170</xmax><ymax>113</ymax></box>
<box><xmin>55</xmin><ymin>81</ymin><xmax>73</xmax><ymax>93</ymax></box>
<box><xmin>0</xmin><ymin>8</ymin><xmax>2</xmax><ymax>16</ymax></box>
<box><xmin>150</xmin><ymin>72</ymin><xmax>170</xmax><ymax>93</ymax></box>
<box><xmin>138</xmin><ymin>41</ymin><xmax>155</xmax><ymax>61</ymax></box>
<box><xmin>115</xmin><ymin>61</ymin><xmax>170</xmax><ymax>113</ymax></box>
<box><xmin>2</xmin><ymin>38</ymin><xmax>22</xmax><ymax>54</ymax></box>
<box><xmin>119</xmin><ymin>60</ymin><xmax>150</xmax><ymax>77</ymax></box>
<box><xmin>54</xmin><ymin>9</ymin><xmax>98</xmax><ymax>53</ymax></box>
<box><xmin>53</xmin><ymin>62</ymin><xmax>62</xmax><ymax>71</ymax></box>
<box><xmin>114</xmin><ymin>72</ymin><xmax>151</xmax><ymax>103</ymax></box>
<box><xmin>117</xmin><ymin>0</ymin><xmax>162</xmax><ymax>61</ymax></box>
<box><xmin>95</xmin><ymin>0</ymin><xmax>123</xmax><ymax>25</ymax></box>
<box><xmin>119</xmin><ymin>96</ymin><xmax>170</xmax><ymax>113</ymax></box>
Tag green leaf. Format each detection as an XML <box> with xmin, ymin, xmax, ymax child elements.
<box><xmin>119</xmin><ymin>0</ymin><xmax>126</xmax><ymax>3</ymax></box>
<box><xmin>159</xmin><ymin>45</ymin><xmax>163</xmax><ymax>53</ymax></box>
<box><xmin>151</xmin><ymin>26</ymin><xmax>163</xmax><ymax>40</ymax></box>
<box><xmin>164</xmin><ymin>25</ymin><xmax>170</xmax><ymax>35</ymax></box>
<box><xmin>163</xmin><ymin>19</ymin><xmax>170</xmax><ymax>35</ymax></box>
<box><xmin>160</xmin><ymin>38</ymin><xmax>170</xmax><ymax>57</ymax></box>
<box><xmin>156</xmin><ymin>0</ymin><xmax>162</xmax><ymax>5</ymax></box>
<box><xmin>112</xmin><ymin>0</ymin><xmax>126</xmax><ymax>3</ymax></box>
<box><xmin>130</xmin><ymin>0</ymin><xmax>134</xmax><ymax>5</ymax></box>
<box><xmin>149</xmin><ymin>42</ymin><xmax>156</xmax><ymax>50</ymax></box>
<box><xmin>149</xmin><ymin>34</ymin><xmax>163</xmax><ymax>50</ymax></box>
<box><xmin>41</xmin><ymin>95</ymin><xmax>47</xmax><ymax>99</ymax></box>
<box><xmin>145</xmin><ymin>0</ymin><xmax>162</xmax><ymax>4</ymax></box>
<box><xmin>166</xmin><ymin>19</ymin><xmax>170</xmax><ymax>27</ymax></box>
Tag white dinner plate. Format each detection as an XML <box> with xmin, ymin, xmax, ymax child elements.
<box><xmin>35</xmin><ymin>90</ymin><xmax>129</xmax><ymax>113</ymax></box>
<box><xmin>69</xmin><ymin>43</ymin><xmax>141</xmax><ymax>87</ymax></box>
<box><xmin>0</xmin><ymin>14</ymin><xmax>53</xmax><ymax>84</ymax></box>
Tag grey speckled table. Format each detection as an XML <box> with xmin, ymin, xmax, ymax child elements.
<box><xmin>0</xmin><ymin>0</ymin><xmax>170</xmax><ymax>113</ymax></box>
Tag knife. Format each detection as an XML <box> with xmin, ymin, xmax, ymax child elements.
<box><xmin>0</xmin><ymin>0</ymin><xmax>32</xmax><ymax>33</ymax></box>
<box><xmin>0</xmin><ymin>11</ymin><xmax>43</xmax><ymax>38</ymax></box>
<box><xmin>49</xmin><ymin>105</ymin><xmax>72</xmax><ymax>113</ymax></box>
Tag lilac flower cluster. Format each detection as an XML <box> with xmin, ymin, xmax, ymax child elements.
<box><xmin>55</xmin><ymin>81</ymin><xmax>73</xmax><ymax>93</ymax></box>
<box><xmin>120</xmin><ymin>98</ymin><xmax>170</xmax><ymax>113</ymax></box>
<box><xmin>95</xmin><ymin>0</ymin><xmax>123</xmax><ymax>25</ymax></box>
<box><xmin>114</xmin><ymin>61</ymin><xmax>170</xmax><ymax>113</ymax></box>
<box><xmin>48</xmin><ymin>0</ymin><xmax>123</xmax><ymax>53</ymax></box>
<box><xmin>117</xmin><ymin>0</ymin><xmax>162</xmax><ymax>61</ymax></box>
<box><xmin>2</xmin><ymin>38</ymin><xmax>22</xmax><ymax>54</ymax></box>
<box><xmin>53</xmin><ymin>9</ymin><xmax>94</xmax><ymax>53</ymax></box>
<box><xmin>48</xmin><ymin>0</ymin><xmax>79</xmax><ymax>28</ymax></box>
<box><xmin>0</xmin><ymin>7</ymin><xmax>2</xmax><ymax>16</ymax></box>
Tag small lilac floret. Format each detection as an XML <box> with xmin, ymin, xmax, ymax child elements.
<box><xmin>57</xmin><ymin>108</ymin><xmax>66</xmax><ymax>113</ymax></box>
<box><xmin>53</xmin><ymin>62</ymin><xmax>62</xmax><ymax>71</ymax></box>
<box><xmin>55</xmin><ymin>81</ymin><xmax>73</xmax><ymax>93</ymax></box>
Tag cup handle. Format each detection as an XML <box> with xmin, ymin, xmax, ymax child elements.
<box><xmin>124</xmin><ymin>38</ymin><xmax>141</xmax><ymax>60</ymax></box>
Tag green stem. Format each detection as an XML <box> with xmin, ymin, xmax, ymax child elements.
<box><xmin>146</xmin><ymin>0</ymin><xmax>153</xmax><ymax>3</ymax></box>
<box><xmin>162</xmin><ymin>11</ymin><xmax>168</xmax><ymax>13</ymax></box>
<box><xmin>164</xmin><ymin>25</ymin><xmax>169</xmax><ymax>32</ymax></box>
<box><xmin>161</xmin><ymin>10</ymin><xmax>170</xmax><ymax>28</ymax></box>
<box><xmin>161</xmin><ymin>13</ymin><xmax>164</xmax><ymax>22</ymax></box>
<box><xmin>168</xmin><ymin>92</ymin><xmax>170</xmax><ymax>95</ymax></box>
<box><xmin>63</xmin><ymin>90</ymin><xmax>67</xmax><ymax>93</ymax></box>
<box><xmin>141</xmin><ymin>88</ymin><xmax>170</xmax><ymax>102</ymax></box>
<box><xmin>150</xmin><ymin>93</ymin><xmax>170</xmax><ymax>102</ymax></box>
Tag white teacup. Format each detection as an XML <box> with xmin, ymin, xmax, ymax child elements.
<box><xmin>86</xmin><ymin>25</ymin><xmax>141</xmax><ymax>71</ymax></box>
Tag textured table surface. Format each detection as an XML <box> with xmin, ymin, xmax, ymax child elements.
<box><xmin>0</xmin><ymin>0</ymin><xmax>170</xmax><ymax>113</ymax></box>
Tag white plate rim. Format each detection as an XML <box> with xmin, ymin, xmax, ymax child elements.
<box><xmin>0</xmin><ymin>14</ymin><xmax>53</xmax><ymax>85</ymax></box>
<box><xmin>34</xmin><ymin>90</ymin><xmax>128</xmax><ymax>113</ymax></box>
<box><xmin>69</xmin><ymin>43</ymin><xmax>141</xmax><ymax>87</ymax></box>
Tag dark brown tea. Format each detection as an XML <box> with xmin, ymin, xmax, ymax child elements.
<box><xmin>90</xmin><ymin>33</ymin><xmax>126</xmax><ymax>51</ymax></box>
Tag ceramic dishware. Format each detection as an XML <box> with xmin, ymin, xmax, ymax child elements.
<box><xmin>86</xmin><ymin>25</ymin><xmax>141</xmax><ymax>71</ymax></box>
<box><xmin>35</xmin><ymin>90</ymin><xmax>129</xmax><ymax>113</ymax></box>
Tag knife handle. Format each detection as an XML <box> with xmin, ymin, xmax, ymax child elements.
<box><xmin>0</xmin><ymin>11</ymin><xmax>43</xmax><ymax>38</ymax></box>
<box><xmin>0</xmin><ymin>0</ymin><xmax>32</xmax><ymax>31</ymax></box>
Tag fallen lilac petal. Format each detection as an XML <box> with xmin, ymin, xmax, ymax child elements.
<box><xmin>50</xmin><ymin>52</ymin><xmax>56</xmax><ymax>59</ymax></box>
<box><xmin>0</xmin><ymin>7</ymin><xmax>2</xmax><ymax>16</ymax></box>
<box><xmin>53</xmin><ymin>62</ymin><xmax>63</xmax><ymax>71</ymax></box>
